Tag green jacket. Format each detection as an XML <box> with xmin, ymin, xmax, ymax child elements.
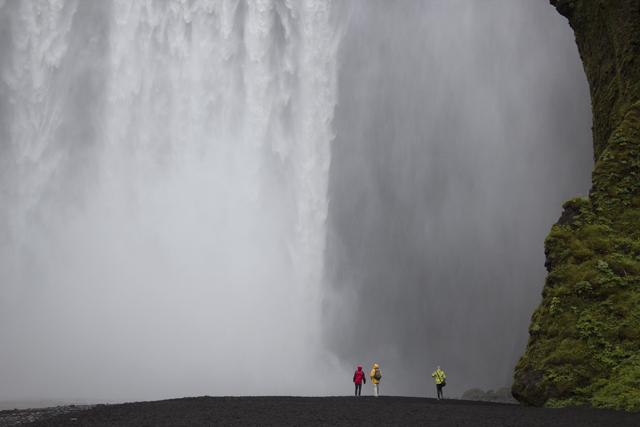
<box><xmin>432</xmin><ymin>369</ymin><xmax>446</xmax><ymax>384</ymax></box>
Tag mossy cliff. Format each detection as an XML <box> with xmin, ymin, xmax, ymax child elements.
<box><xmin>512</xmin><ymin>0</ymin><xmax>640</xmax><ymax>410</ymax></box>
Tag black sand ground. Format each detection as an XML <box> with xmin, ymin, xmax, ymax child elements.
<box><xmin>3</xmin><ymin>396</ymin><xmax>640</xmax><ymax>426</ymax></box>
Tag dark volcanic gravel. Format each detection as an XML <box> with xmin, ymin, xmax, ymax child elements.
<box><xmin>3</xmin><ymin>396</ymin><xmax>640</xmax><ymax>426</ymax></box>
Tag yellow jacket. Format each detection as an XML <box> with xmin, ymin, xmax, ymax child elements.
<box><xmin>370</xmin><ymin>364</ymin><xmax>381</xmax><ymax>384</ymax></box>
<box><xmin>432</xmin><ymin>369</ymin><xmax>446</xmax><ymax>384</ymax></box>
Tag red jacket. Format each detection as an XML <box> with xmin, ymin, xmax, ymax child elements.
<box><xmin>353</xmin><ymin>366</ymin><xmax>366</xmax><ymax>385</ymax></box>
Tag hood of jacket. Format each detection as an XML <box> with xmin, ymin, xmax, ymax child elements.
<box><xmin>373</xmin><ymin>364</ymin><xmax>379</xmax><ymax>369</ymax></box>
<box><xmin>357</xmin><ymin>366</ymin><xmax>362</xmax><ymax>371</ymax></box>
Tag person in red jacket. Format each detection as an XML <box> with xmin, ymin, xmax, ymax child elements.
<box><xmin>353</xmin><ymin>366</ymin><xmax>366</xmax><ymax>396</ymax></box>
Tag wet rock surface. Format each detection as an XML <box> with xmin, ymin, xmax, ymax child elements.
<box><xmin>2</xmin><ymin>396</ymin><xmax>639</xmax><ymax>426</ymax></box>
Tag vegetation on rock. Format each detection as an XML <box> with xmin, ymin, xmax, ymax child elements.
<box><xmin>461</xmin><ymin>388</ymin><xmax>485</xmax><ymax>400</ymax></box>
<box><xmin>462</xmin><ymin>388</ymin><xmax>518</xmax><ymax>404</ymax></box>
<box><xmin>512</xmin><ymin>0</ymin><xmax>640</xmax><ymax>410</ymax></box>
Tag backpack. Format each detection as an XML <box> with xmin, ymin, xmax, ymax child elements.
<box><xmin>374</xmin><ymin>369</ymin><xmax>381</xmax><ymax>380</ymax></box>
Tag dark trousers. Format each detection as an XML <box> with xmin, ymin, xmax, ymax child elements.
<box><xmin>436</xmin><ymin>383</ymin><xmax>443</xmax><ymax>399</ymax></box>
<box><xmin>355</xmin><ymin>383</ymin><xmax>362</xmax><ymax>396</ymax></box>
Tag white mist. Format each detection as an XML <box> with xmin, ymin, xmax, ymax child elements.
<box><xmin>0</xmin><ymin>0</ymin><xmax>346</xmax><ymax>402</ymax></box>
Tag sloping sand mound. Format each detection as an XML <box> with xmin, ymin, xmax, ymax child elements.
<box><xmin>5</xmin><ymin>396</ymin><xmax>640</xmax><ymax>426</ymax></box>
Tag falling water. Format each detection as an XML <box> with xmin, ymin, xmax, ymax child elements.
<box><xmin>0</xmin><ymin>0</ymin><xmax>342</xmax><ymax>401</ymax></box>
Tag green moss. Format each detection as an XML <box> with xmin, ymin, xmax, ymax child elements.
<box><xmin>513</xmin><ymin>103</ymin><xmax>640</xmax><ymax>410</ymax></box>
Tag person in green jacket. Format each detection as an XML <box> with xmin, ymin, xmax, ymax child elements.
<box><xmin>431</xmin><ymin>366</ymin><xmax>446</xmax><ymax>400</ymax></box>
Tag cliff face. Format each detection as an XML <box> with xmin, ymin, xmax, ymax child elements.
<box><xmin>554</xmin><ymin>0</ymin><xmax>640</xmax><ymax>161</ymax></box>
<box><xmin>512</xmin><ymin>0</ymin><xmax>640</xmax><ymax>410</ymax></box>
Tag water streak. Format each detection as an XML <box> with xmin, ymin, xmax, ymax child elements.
<box><xmin>0</xmin><ymin>0</ymin><xmax>342</xmax><ymax>401</ymax></box>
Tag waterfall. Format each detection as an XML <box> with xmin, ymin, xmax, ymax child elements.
<box><xmin>0</xmin><ymin>0</ymin><xmax>341</xmax><ymax>401</ymax></box>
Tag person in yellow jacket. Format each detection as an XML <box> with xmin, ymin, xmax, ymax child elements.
<box><xmin>370</xmin><ymin>364</ymin><xmax>381</xmax><ymax>397</ymax></box>
<box><xmin>431</xmin><ymin>366</ymin><xmax>446</xmax><ymax>400</ymax></box>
